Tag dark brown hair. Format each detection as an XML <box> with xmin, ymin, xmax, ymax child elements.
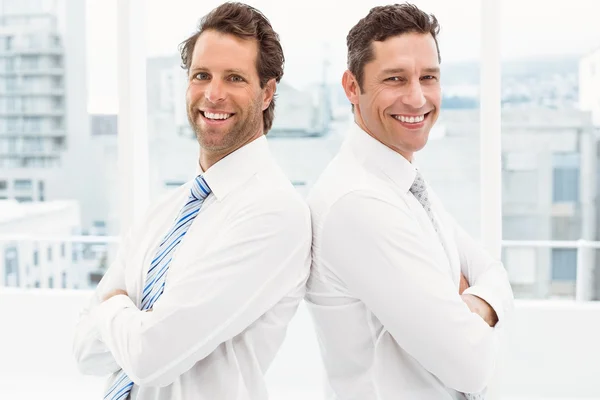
<box><xmin>179</xmin><ymin>2</ymin><xmax>284</xmax><ymax>134</ymax></box>
<box><xmin>347</xmin><ymin>3</ymin><xmax>441</xmax><ymax>92</ymax></box>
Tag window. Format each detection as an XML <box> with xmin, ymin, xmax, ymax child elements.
<box><xmin>552</xmin><ymin>153</ymin><xmax>580</xmax><ymax>203</ymax></box>
<box><xmin>502</xmin><ymin>0</ymin><xmax>598</xmax><ymax>303</ymax></box>
<box><xmin>4</xmin><ymin>247</ymin><xmax>19</xmax><ymax>287</ymax></box>
<box><xmin>24</xmin><ymin>117</ymin><xmax>42</xmax><ymax>132</ymax></box>
<box><xmin>51</xmin><ymin>117</ymin><xmax>64</xmax><ymax>130</ymax></box>
<box><xmin>52</xmin><ymin>76</ymin><xmax>63</xmax><ymax>89</ymax></box>
<box><xmin>51</xmin><ymin>55</ymin><xmax>62</xmax><ymax>67</ymax></box>
<box><xmin>0</xmin><ymin>2</ymin><xmax>595</xmax><ymax>399</ymax></box>
<box><xmin>14</xmin><ymin>179</ymin><xmax>33</xmax><ymax>190</ymax></box>
<box><xmin>6</xmin><ymin>118</ymin><xmax>18</xmax><ymax>132</ymax></box>
<box><xmin>5</xmin><ymin>57</ymin><xmax>15</xmax><ymax>71</ymax></box>
<box><xmin>6</xmin><ymin>97</ymin><xmax>18</xmax><ymax>112</ymax></box>
<box><xmin>47</xmin><ymin>246</ymin><xmax>53</xmax><ymax>262</ymax></box>
<box><xmin>39</xmin><ymin>180</ymin><xmax>45</xmax><ymax>201</ymax></box>
<box><xmin>6</xmin><ymin>77</ymin><xmax>17</xmax><ymax>92</ymax></box>
<box><xmin>551</xmin><ymin>249</ymin><xmax>577</xmax><ymax>281</ymax></box>
<box><xmin>21</xmin><ymin>55</ymin><xmax>39</xmax><ymax>70</ymax></box>
<box><xmin>52</xmin><ymin>96</ymin><xmax>63</xmax><ymax>110</ymax></box>
<box><xmin>0</xmin><ymin>180</ymin><xmax>7</xmax><ymax>190</ymax></box>
<box><xmin>52</xmin><ymin>136</ymin><xmax>65</xmax><ymax>150</ymax></box>
<box><xmin>7</xmin><ymin>138</ymin><xmax>17</xmax><ymax>153</ymax></box>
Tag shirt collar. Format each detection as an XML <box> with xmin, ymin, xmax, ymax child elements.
<box><xmin>347</xmin><ymin>122</ymin><xmax>417</xmax><ymax>194</ymax></box>
<box><xmin>198</xmin><ymin>135</ymin><xmax>271</xmax><ymax>201</ymax></box>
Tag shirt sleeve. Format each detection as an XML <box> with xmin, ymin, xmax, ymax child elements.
<box><xmin>319</xmin><ymin>190</ymin><xmax>500</xmax><ymax>393</ymax></box>
<box><xmin>93</xmin><ymin>191</ymin><xmax>312</xmax><ymax>387</ymax></box>
<box><xmin>72</xmin><ymin>228</ymin><xmax>133</xmax><ymax>376</ymax></box>
<box><xmin>452</xmin><ymin>220</ymin><xmax>515</xmax><ymax>328</ymax></box>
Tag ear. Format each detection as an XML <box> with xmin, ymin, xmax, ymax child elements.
<box><xmin>342</xmin><ymin>70</ymin><xmax>360</xmax><ymax>108</ymax></box>
<box><xmin>262</xmin><ymin>79</ymin><xmax>276</xmax><ymax>110</ymax></box>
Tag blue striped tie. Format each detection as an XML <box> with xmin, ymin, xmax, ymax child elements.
<box><xmin>104</xmin><ymin>175</ymin><xmax>211</xmax><ymax>400</ymax></box>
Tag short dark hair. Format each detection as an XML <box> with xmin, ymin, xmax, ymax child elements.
<box><xmin>347</xmin><ymin>3</ymin><xmax>441</xmax><ymax>92</ymax></box>
<box><xmin>178</xmin><ymin>2</ymin><xmax>284</xmax><ymax>134</ymax></box>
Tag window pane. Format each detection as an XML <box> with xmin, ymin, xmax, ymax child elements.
<box><xmin>0</xmin><ymin>0</ymin><xmax>119</xmax><ymax>298</ymax></box>
<box><xmin>501</xmin><ymin>0</ymin><xmax>600</xmax><ymax>302</ymax></box>
<box><xmin>551</xmin><ymin>248</ymin><xmax>577</xmax><ymax>281</ymax></box>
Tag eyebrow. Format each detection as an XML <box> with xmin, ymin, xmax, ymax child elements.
<box><xmin>381</xmin><ymin>67</ymin><xmax>440</xmax><ymax>75</ymax></box>
<box><xmin>189</xmin><ymin>66</ymin><xmax>249</xmax><ymax>76</ymax></box>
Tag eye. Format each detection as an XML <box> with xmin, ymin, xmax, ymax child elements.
<box><xmin>421</xmin><ymin>75</ymin><xmax>438</xmax><ymax>81</ymax></box>
<box><xmin>229</xmin><ymin>75</ymin><xmax>245</xmax><ymax>83</ymax></box>
<box><xmin>193</xmin><ymin>72</ymin><xmax>209</xmax><ymax>80</ymax></box>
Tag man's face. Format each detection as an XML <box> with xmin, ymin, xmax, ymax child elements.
<box><xmin>344</xmin><ymin>32</ymin><xmax>441</xmax><ymax>161</ymax></box>
<box><xmin>186</xmin><ymin>30</ymin><xmax>273</xmax><ymax>153</ymax></box>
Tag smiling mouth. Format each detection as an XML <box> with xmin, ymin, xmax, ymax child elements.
<box><xmin>199</xmin><ymin>110</ymin><xmax>235</xmax><ymax>121</ymax></box>
<box><xmin>392</xmin><ymin>111</ymin><xmax>431</xmax><ymax>124</ymax></box>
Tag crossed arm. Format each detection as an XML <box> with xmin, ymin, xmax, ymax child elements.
<box><xmin>320</xmin><ymin>191</ymin><xmax>514</xmax><ymax>393</ymax></box>
<box><xmin>73</xmin><ymin>196</ymin><xmax>312</xmax><ymax>387</ymax></box>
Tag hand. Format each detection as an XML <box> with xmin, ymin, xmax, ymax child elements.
<box><xmin>461</xmin><ymin>294</ymin><xmax>498</xmax><ymax>327</ymax></box>
<box><xmin>459</xmin><ymin>272</ymin><xmax>470</xmax><ymax>294</ymax></box>
<box><xmin>102</xmin><ymin>288</ymin><xmax>128</xmax><ymax>302</ymax></box>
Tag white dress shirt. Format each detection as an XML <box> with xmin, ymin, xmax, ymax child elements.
<box><xmin>306</xmin><ymin>124</ymin><xmax>514</xmax><ymax>400</ymax></box>
<box><xmin>73</xmin><ymin>136</ymin><xmax>312</xmax><ymax>399</ymax></box>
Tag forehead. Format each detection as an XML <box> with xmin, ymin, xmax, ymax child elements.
<box><xmin>368</xmin><ymin>32</ymin><xmax>439</xmax><ymax>72</ymax></box>
<box><xmin>190</xmin><ymin>30</ymin><xmax>258</xmax><ymax>72</ymax></box>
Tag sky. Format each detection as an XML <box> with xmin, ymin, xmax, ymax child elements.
<box><xmin>84</xmin><ymin>0</ymin><xmax>600</xmax><ymax>113</ymax></box>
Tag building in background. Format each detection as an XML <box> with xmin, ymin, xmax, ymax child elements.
<box><xmin>0</xmin><ymin>197</ymin><xmax>118</xmax><ymax>290</ymax></box>
<box><xmin>0</xmin><ymin>199</ymin><xmax>80</xmax><ymax>288</ymax></box>
<box><xmin>0</xmin><ymin>0</ymin><xmax>101</xmax><ymax>230</ymax></box>
<box><xmin>419</xmin><ymin>108</ymin><xmax>598</xmax><ymax>300</ymax></box>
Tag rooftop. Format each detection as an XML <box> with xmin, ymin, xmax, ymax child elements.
<box><xmin>0</xmin><ymin>199</ymin><xmax>78</xmax><ymax>224</ymax></box>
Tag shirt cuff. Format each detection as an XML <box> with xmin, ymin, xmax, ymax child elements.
<box><xmin>462</xmin><ymin>285</ymin><xmax>505</xmax><ymax>328</ymax></box>
<box><xmin>92</xmin><ymin>294</ymin><xmax>137</xmax><ymax>342</ymax></box>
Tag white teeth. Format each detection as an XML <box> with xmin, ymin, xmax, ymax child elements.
<box><xmin>395</xmin><ymin>114</ymin><xmax>425</xmax><ymax>123</ymax></box>
<box><xmin>204</xmin><ymin>112</ymin><xmax>231</xmax><ymax>120</ymax></box>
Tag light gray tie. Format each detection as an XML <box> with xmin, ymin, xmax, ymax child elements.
<box><xmin>409</xmin><ymin>170</ymin><xmax>486</xmax><ymax>400</ymax></box>
<box><xmin>409</xmin><ymin>170</ymin><xmax>449</xmax><ymax>256</ymax></box>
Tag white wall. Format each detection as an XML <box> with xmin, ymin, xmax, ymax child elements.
<box><xmin>1</xmin><ymin>289</ymin><xmax>599</xmax><ymax>400</ymax></box>
<box><xmin>500</xmin><ymin>300</ymin><xmax>600</xmax><ymax>398</ymax></box>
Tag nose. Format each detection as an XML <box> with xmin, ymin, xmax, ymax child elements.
<box><xmin>205</xmin><ymin>79</ymin><xmax>226</xmax><ymax>103</ymax></box>
<box><xmin>402</xmin><ymin>80</ymin><xmax>426</xmax><ymax>109</ymax></box>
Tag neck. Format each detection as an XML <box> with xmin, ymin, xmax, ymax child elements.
<box><xmin>199</xmin><ymin>130</ymin><xmax>263</xmax><ymax>171</ymax></box>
